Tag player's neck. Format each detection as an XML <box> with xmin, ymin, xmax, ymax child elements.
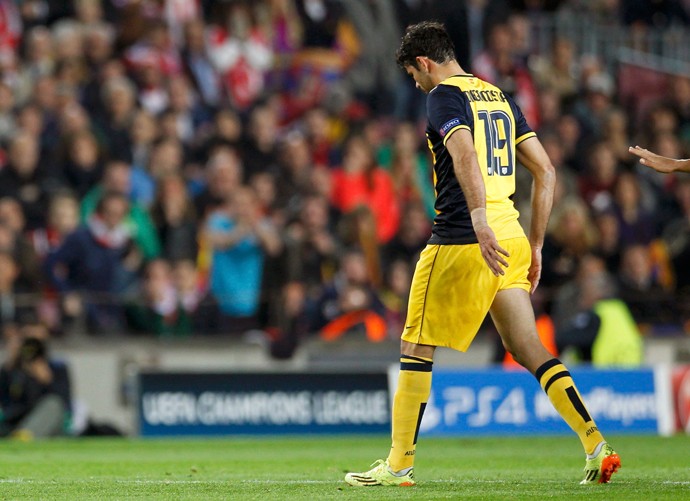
<box><xmin>432</xmin><ymin>61</ymin><xmax>468</xmax><ymax>85</ymax></box>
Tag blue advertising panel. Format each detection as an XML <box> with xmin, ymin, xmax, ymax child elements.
<box><xmin>392</xmin><ymin>367</ymin><xmax>668</xmax><ymax>437</ymax></box>
<box><xmin>138</xmin><ymin>372</ymin><xmax>390</xmax><ymax>436</ymax></box>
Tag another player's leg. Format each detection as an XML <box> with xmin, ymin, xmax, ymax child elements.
<box><xmin>344</xmin><ymin>341</ymin><xmax>434</xmax><ymax>487</ymax></box>
<box><xmin>490</xmin><ymin>288</ymin><xmax>621</xmax><ymax>484</ymax></box>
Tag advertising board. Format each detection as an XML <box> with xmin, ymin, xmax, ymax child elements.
<box><xmin>386</xmin><ymin>366</ymin><xmax>674</xmax><ymax>437</ymax></box>
<box><xmin>139</xmin><ymin>372</ymin><xmax>390</xmax><ymax>436</ymax></box>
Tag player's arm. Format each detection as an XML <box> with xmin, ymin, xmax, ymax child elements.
<box><xmin>516</xmin><ymin>136</ymin><xmax>556</xmax><ymax>294</ymax></box>
<box><xmin>629</xmin><ymin>145</ymin><xmax>690</xmax><ymax>173</ymax></box>
<box><xmin>446</xmin><ymin>129</ymin><xmax>509</xmax><ymax>276</ymax></box>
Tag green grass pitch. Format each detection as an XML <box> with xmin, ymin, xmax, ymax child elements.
<box><xmin>0</xmin><ymin>435</ymin><xmax>689</xmax><ymax>500</ymax></box>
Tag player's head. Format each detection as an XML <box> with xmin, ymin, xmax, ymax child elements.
<box><xmin>396</xmin><ymin>21</ymin><xmax>456</xmax><ymax>93</ymax></box>
<box><xmin>396</xmin><ymin>21</ymin><xmax>456</xmax><ymax>69</ymax></box>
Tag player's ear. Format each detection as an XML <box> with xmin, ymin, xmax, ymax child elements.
<box><xmin>415</xmin><ymin>56</ymin><xmax>429</xmax><ymax>72</ymax></box>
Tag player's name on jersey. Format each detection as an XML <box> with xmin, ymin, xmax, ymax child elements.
<box><xmin>464</xmin><ymin>89</ymin><xmax>507</xmax><ymax>103</ymax></box>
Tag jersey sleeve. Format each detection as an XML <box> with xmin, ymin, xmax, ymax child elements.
<box><xmin>506</xmin><ymin>94</ymin><xmax>537</xmax><ymax>145</ymax></box>
<box><xmin>427</xmin><ymin>85</ymin><xmax>472</xmax><ymax>145</ymax></box>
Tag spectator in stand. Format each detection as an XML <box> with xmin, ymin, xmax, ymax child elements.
<box><xmin>657</xmin><ymin>177</ymin><xmax>690</xmax><ymax>302</ymax></box>
<box><xmin>276</xmin><ymin>130</ymin><xmax>318</xmax><ymax>217</ymax></box>
<box><xmin>45</xmin><ymin>191</ymin><xmax>142</xmax><ymax>334</ymax></box>
<box><xmin>207</xmin><ymin>2</ymin><xmax>273</xmax><ymax>111</ymax></box>
<box><xmin>617</xmin><ymin>244</ymin><xmax>677</xmax><ymax>327</ymax></box>
<box><xmin>0</xmin><ymin>251</ymin><xmax>37</xmax><ymax>334</ymax></box>
<box><xmin>285</xmin><ymin>193</ymin><xmax>340</xmax><ymax>297</ymax></box>
<box><xmin>181</xmin><ymin>18</ymin><xmax>222</xmax><ymax>108</ymax></box>
<box><xmin>23</xmin><ymin>26</ymin><xmax>55</xmax><ymax>83</ymax></box>
<box><xmin>384</xmin><ymin>201</ymin><xmax>431</xmax><ymax>265</ymax></box>
<box><xmin>171</xmin><ymin>259</ymin><xmax>220</xmax><ymax>335</ymax></box>
<box><xmin>125</xmin><ymin>258</ymin><xmax>191</xmax><ymax>337</ymax></box>
<box><xmin>330</xmin><ymin>134</ymin><xmax>400</xmax><ymax>243</ymax></box>
<box><xmin>95</xmin><ymin>77</ymin><xmax>137</xmax><ymax>161</ymax></box>
<box><xmin>472</xmin><ymin>20</ymin><xmax>540</xmax><ymax>128</ymax></box>
<box><xmin>241</xmin><ymin>103</ymin><xmax>281</xmax><ymax>178</ymax></box>
<box><xmin>667</xmin><ymin>75</ymin><xmax>690</xmax><ymax>146</ymax></box>
<box><xmin>556</xmin><ymin>113</ymin><xmax>585</xmax><ymax>172</ymax></box>
<box><xmin>340</xmin><ymin>0</ymin><xmax>400</xmax><ymax>114</ymax></box>
<box><xmin>124</xmin><ymin>18</ymin><xmax>182</xmax><ymax>80</ymax></box>
<box><xmin>250</xmin><ymin>171</ymin><xmax>281</xmax><ymax>222</ymax></box>
<box><xmin>129</xmin><ymin>110</ymin><xmax>159</xmax><ymax>173</ymax></box>
<box><xmin>29</xmin><ymin>192</ymin><xmax>80</xmax><ymax>261</ymax></box>
<box><xmin>198</xmin><ymin>108</ymin><xmax>243</xmax><ymax>162</ymax></box>
<box><xmin>536</xmin><ymin>88</ymin><xmax>565</xmax><ymax>137</ymax></box>
<box><xmin>291</xmin><ymin>0</ymin><xmax>360</xmax><ymax>110</ymax></box>
<box><xmin>150</xmin><ymin>173</ymin><xmax>198</xmax><ymax>262</ymax></box>
<box><xmin>140</xmin><ymin>137</ymin><xmax>186</xmax><ymax>205</ymax></box>
<box><xmin>602</xmin><ymin>109</ymin><xmax>633</xmax><ymax>165</ymax></box>
<box><xmin>573</xmin><ymin>71</ymin><xmax>616</xmax><ymax>143</ymax></box>
<box><xmin>81</xmin><ymin>56</ymin><xmax>125</xmax><ymax>118</ymax></box>
<box><xmin>380</xmin><ymin>258</ymin><xmax>412</xmax><ymax>340</ymax></box>
<box><xmin>635</xmin><ymin>133</ymin><xmax>685</xmax><ymax>213</ymax></box>
<box><xmin>132</xmin><ymin>59</ymin><xmax>169</xmax><ymax>117</ymax></box>
<box><xmin>541</xmin><ymin>197</ymin><xmax>599</xmax><ymax>288</ymax></box>
<box><xmin>531</xmin><ymin>37</ymin><xmax>579</xmax><ymax>107</ymax></box>
<box><xmin>578</xmin><ymin>140</ymin><xmax>619</xmax><ymax>212</ymax></box>
<box><xmin>59</xmin><ymin>130</ymin><xmax>103</xmax><ymax>199</ymax></box>
<box><xmin>382</xmin><ymin>122</ymin><xmax>436</xmax><ymax>221</ymax></box>
<box><xmin>641</xmin><ymin>103</ymin><xmax>680</xmax><ymax>148</ymax></box>
<box><xmin>593</xmin><ymin>209</ymin><xmax>622</xmax><ymax>274</ymax></box>
<box><xmin>611</xmin><ymin>171</ymin><xmax>657</xmax><ymax>246</ymax></box>
<box><xmin>82</xmin><ymin>22</ymin><xmax>115</xmax><ymax>71</ymax></box>
<box><xmin>81</xmin><ymin>161</ymin><xmax>161</xmax><ymax>261</ymax></box>
<box><xmin>55</xmin><ymin>102</ymin><xmax>93</xmax><ymax>146</ymax></box>
<box><xmin>556</xmin><ymin>257</ymin><xmax>643</xmax><ymax>366</ymax></box>
<box><xmin>193</xmin><ymin>145</ymin><xmax>244</xmax><ymax>218</ymax></box>
<box><xmin>0</xmin><ymin>197</ymin><xmax>42</xmax><ymax>289</ymax></box>
<box><xmin>204</xmin><ymin>185</ymin><xmax>282</xmax><ymax>335</ymax></box>
<box><xmin>303</xmin><ymin>106</ymin><xmax>337</xmax><ymax>168</ymax></box>
<box><xmin>0</xmin><ymin>132</ymin><xmax>56</xmax><ymax>230</ymax></box>
<box><xmin>165</xmin><ymin>74</ymin><xmax>211</xmax><ymax>147</ymax></box>
<box><xmin>51</xmin><ymin>19</ymin><xmax>84</xmax><ymax>64</ymax></box>
<box><xmin>308</xmin><ymin>247</ymin><xmax>386</xmax><ymax>342</ymax></box>
<box><xmin>551</xmin><ymin>254</ymin><xmax>611</xmax><ymax>333</ymax></box>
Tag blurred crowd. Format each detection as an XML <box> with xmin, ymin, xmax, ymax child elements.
<box><xmin>0</xmin><ymin>0</ymin><xmax>686</xmax><ymax>360</ymax></box>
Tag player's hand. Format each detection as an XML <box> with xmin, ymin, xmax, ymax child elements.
<box><xmin>475</xmin><ymin>226</ymin><xmax>509</xmax><ymax>276</ymax></box>
<box><xmin>629</xmin><ymin>146</ymin><xmax>679</xmax><ymax>173</ymax></box>
<box><xmin>528</xmin><ymin>245</ymin><xmax>542</xmax><ymax>294</ymax></box>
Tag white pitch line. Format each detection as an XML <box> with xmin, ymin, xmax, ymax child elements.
<box><xmin>2</xmin><ymin>478</ymin><xmax>689</xmax><ymax>486</ymax></box>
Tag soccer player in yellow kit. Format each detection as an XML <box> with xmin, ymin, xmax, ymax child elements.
<box><xmin>345</xmin><ymin>22</ymin><xmax>621</xmax><ymax>487</ymax></box>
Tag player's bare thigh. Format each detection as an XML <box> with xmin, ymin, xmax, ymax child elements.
<box><xmin>489</xmin><ymin>288</ymin><xmax>553</xmax><ymax>373</ymax></box>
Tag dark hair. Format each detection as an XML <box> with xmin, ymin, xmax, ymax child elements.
<box><xmin>95</xmin><ymin>190</ymin><xmax>129</xmax><ymax>215</ymax></box>
<box><xmin>396</xmin><ymin>21</ymin><xmax>456</xmax><ymax>69</ymax></box>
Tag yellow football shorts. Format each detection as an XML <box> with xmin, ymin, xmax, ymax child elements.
<box><xmin>401</xmin><ymin>237</ymin><xmax>531</xmax><ymax>352</ymax></box>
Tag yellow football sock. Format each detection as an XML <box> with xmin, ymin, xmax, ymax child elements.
<box><xmin>387</xmin><ymin>355</ymin><xmax>433</xmax><ymax>471</ymax></box>
<box><xmin>535</xmin><ymin>358</ymin><xmax>604</xmax><ymax>455</ymax></box>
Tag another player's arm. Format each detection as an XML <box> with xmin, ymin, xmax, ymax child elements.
<box><xmin>629</xmin><ymin>145</ymin><xmax>690</xmax><ymax>173</ymax></box>
<box><xmin>446</xmin><ymin>129</ymin><xmax>509</xmax><ymax>276</ymax></box>
<box><xmin>516</xmin><ymin>136</ymin><xmax>556</xmax><ymax>294</ymax></box>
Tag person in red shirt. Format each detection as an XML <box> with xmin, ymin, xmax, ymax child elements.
<box><xmin>330</xmin><ymin>134</ymin><xmax>400</xmax><ymax>243</ymax></box>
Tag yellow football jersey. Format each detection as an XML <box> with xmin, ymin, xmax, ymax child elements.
<box><xmin>425</xmin><ymin>74</ymin><xmax>536</xmax><ymax>244</ymax></box>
